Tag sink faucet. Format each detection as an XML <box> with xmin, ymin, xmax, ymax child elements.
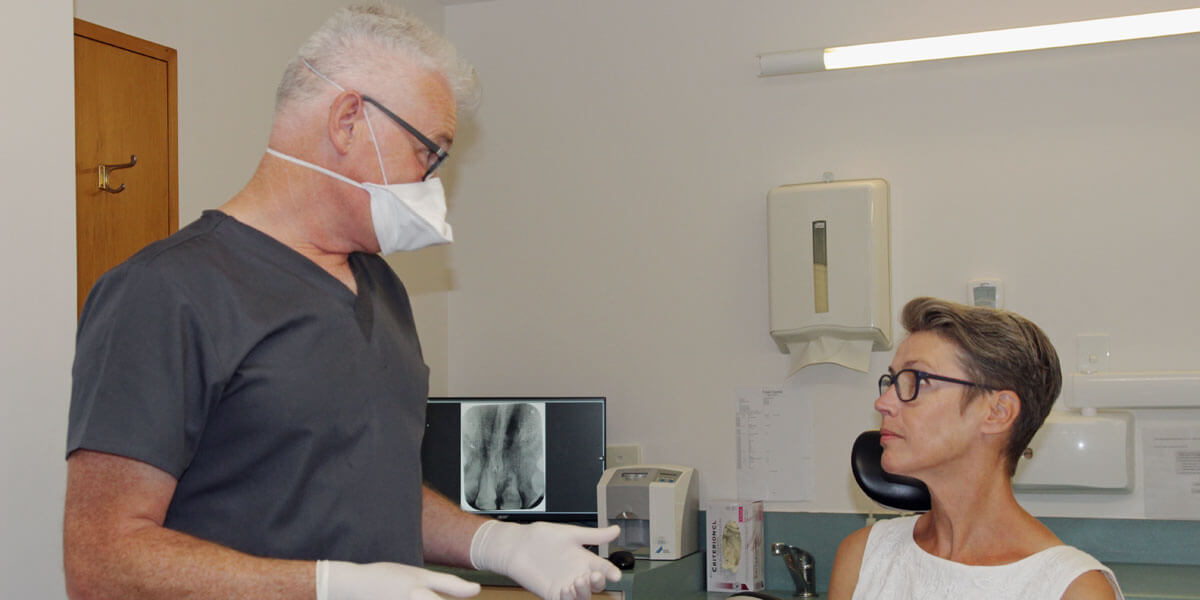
<box><xmin>772</xmin><ymin>542</ymin><xmax>817</xmax><ymax>597</ymax></box>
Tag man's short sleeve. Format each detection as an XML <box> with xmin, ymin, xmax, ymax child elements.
<box><xmin>67</xmin><ymin>260</ymin><xmax>223</xmax><ymax>478</ymax></box>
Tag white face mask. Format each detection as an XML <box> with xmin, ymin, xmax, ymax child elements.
<box><xmin>266</xmin><ymin>148</ymin><xmax>453</xmax><ymax>254</ymax></box>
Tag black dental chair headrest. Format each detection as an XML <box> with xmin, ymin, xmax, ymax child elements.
<box><xmin>851</xmin><ymin>430</ymin><xmax>931</xmax><ymax>512</ymax></box>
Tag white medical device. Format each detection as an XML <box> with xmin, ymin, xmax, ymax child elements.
<box><xmin>597</xmin><ymin>465</ymin><xmax>698</xmax><ymax>560</ymax></box>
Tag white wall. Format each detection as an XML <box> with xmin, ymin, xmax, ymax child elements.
<box><xmin>0</xmin><ymin>2</ymin><xmax>450</xmax><ymax>597</ymax></box>
<box><xmin>442</xmin><ymin>0</ymin><xmax>1200</xmax><ymax>518</ymax></box>
<box><xmin>0</xmin><ymin>3</ymin><xmax>76</xmax><ymax>597</ymax></box>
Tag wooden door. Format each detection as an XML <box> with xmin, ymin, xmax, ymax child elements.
<box><xmin>74</xmin><ymin>19</ymin><xmax>177</xmax><ymax>314</ymax></box>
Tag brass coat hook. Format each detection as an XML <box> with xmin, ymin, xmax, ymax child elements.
<box><xmin>98</xmin><ymin>154</ymin><xmax>137</xmax><ymax>194</ymax></box>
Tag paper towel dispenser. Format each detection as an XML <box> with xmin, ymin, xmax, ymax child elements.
<box><xmin>767</xmin><ymin>179</ymin><xmax>891</xmax><ymax>375</ymax></box>
<box><xmin>1012</xmin><ymin>411</ymin><xmax>1133</xmax><ymax>492</ymax></box>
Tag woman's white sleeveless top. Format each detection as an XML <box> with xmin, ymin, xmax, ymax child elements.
<box><xmin>852</xmin><ymin>516</ymin><xmax>1123</xmax><ymax>600</ymax></box>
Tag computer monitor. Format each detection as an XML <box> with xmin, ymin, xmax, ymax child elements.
<box><xmin>421</xmin><ymin>396</ymin><xmax>606</xmax><ymax>525</ymax></box>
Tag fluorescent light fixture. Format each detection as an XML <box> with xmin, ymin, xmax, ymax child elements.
<box><xmin>758</xmin><ymin>8</ymin><xmax>1200</xmax><ymax>76</ymax></box>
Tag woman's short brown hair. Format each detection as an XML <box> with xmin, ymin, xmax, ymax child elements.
<box><xmin>901</xmin><ymin>297</ymin><xmax>1062</xmax><ymax>476</ymax></box>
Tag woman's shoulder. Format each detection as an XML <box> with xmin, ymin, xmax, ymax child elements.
<box><xmin>1041</xmin><ymin>546</ymin><xmax>1122</xmax><ymax>598</ymax></box>
<box><xmin>1012</xmin><ymin>545</ymin><xmax>1122</xmax><ymax>600</ymax></box>
<box><xmin>828</xmin><ymin>526</ymin><xmax>872</xmax><ymax>600</ymax></box>
<box><xmin>838</xmin><ymin>524</ymin><xmax>873</xmax><ymax>556</ymax></box>
<box><xmin>829</xmin><ymin>517</ymin><xmax>919</xmax><ymax>591</ymax></box>
<box><xmin>1060</xmin><ymin>569</ymin><xmax>1120</xmax><ymax>600</ymax></box>
<box><xmin>843</xmin><ymin>515</ymin><xmax>919</xmax><ymax>553</ymax></box>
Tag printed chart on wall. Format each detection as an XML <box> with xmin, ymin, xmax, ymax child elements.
<box><xmin>735</xmin><ymin>386</ymin><xmax>814</xmax><ymax>502</ymax></box>
<box><xmin>1142</xmin><ymin>425</ymin><xmax>1200</xmax><ymax>519</ymax></box>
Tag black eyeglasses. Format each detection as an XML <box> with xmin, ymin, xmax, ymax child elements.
<box><xmin>878</xmin><ymin>369</ymin><xmax>992</xmax><ymax>402</ymax></box>
<box><xmin>361</xmin><ymin>95</ymin><xmax>449</xmax><ymax>181</ymax></box>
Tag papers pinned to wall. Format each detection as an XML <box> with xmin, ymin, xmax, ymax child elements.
<box><xmin>1143</xmin><ymin>425</ymin><xmax>1200</xmax><ymax>519</ymax></box>
<box><xmin>735</xmin><ymin>386</ymin><xmax>814</xmax><ymax>502</ymax></box>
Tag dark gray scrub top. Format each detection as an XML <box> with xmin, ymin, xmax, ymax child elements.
<box><xmin>68</xmin><ymin>210</ymin><xmax>428</xmax><ymax>565</ymax></box>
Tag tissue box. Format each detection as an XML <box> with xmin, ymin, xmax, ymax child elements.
<box><xmin>706</xmin><ymin>499</ymin><xmax>764</xmax><ymax>592</ymax></box>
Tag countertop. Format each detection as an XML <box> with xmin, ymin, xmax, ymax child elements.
<box><xmin>436</xmin><ymin>557</ymin><xmax>1200</xmax><ymax>600</ymax></box>
<box><xmin>431</xmin><ymin>552</ymin><xmax>704</xmax><ymax>598</ymax></box>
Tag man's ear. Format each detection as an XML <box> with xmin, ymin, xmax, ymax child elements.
<box><xmin>327</xmin><ymin>91</ymin><xmax>364</xmax><ymax>155</ymax></box>
<box><xmin>981</xmin><ymin>390</ymin><xmax>1020</xmax><ymax>434</ymax></box>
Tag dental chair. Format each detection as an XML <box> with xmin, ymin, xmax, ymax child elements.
<box><xmin>851</xmin><ymin>430</ymin><xmax>931</xmax><ymax>512</ymax></box>
<box><xmin>726</xmin><ymin>432</ymin><xmax>928</xmax><ymax>600</ymax></box>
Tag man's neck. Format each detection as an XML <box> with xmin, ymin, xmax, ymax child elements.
<box><xmin>219</xmin><ymin>171</ymin><xmax>359</xmax><ymax>294</ymax></box>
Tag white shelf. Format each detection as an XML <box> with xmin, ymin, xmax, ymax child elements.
<box><xmin>1068</xmin><ymin>371</ymin><xmax>1200</xmax><ymax>409</ymax></box>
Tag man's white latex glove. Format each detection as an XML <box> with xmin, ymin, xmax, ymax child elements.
<box><xmin>317</xmin><ymin>559</ymin><xmax>481</xmax><ymax>600</ymax></box>
<box><xmin>470</xmin><ymin>521</ymin><xmax>621</xmax><ymax>600</ymax></box>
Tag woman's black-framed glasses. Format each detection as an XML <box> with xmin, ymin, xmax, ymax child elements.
<box><xmin>361</xmin><ymin>95</ymin><xmax>448</xmax><ymax>180</ymax></box>
<box><xmin>878</xmin><ymin>369</ymin><xmax>992</xmax><ymax>402</ymax></box>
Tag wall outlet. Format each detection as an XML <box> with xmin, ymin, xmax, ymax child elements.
<box><xmin>606</xmin><ymin>444</ymin><xmax>641</xmax><ymax>468</ymax></box>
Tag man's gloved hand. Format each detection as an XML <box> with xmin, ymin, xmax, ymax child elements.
<box><xmin>469</xmin><ymin>521</ymin><xmax>621</xmax><ymax>600</ymax></box>
<box><xmin>317</xmin><ymin>559</ymin><xmax>481</xmax><ymax>600</ymax></box>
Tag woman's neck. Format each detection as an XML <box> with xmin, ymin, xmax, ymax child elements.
<box><xmin>914</xmin><ymin>469</ymin><xmax>1059</xmax><ymax>565</ymax></box>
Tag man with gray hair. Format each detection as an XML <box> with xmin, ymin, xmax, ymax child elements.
<box><xmin>64</xmin><ymin>5</ymin><xmax>620</xmax><ymax>600</ymax></box>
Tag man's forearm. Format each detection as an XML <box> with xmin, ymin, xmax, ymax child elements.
<box><xmin>65</xmin><ymin>519</ymin><xmax>315</xmax><ymax>600</ymax></box>
<box><xmin>64</xmin><ymin>450</ymin><xmax>315</xmax><ymax>600</ymax></box>
<box><xmin>420</xmin><ymin>485</ymin><xmax>488</xmax><ymax>568</ymax></box>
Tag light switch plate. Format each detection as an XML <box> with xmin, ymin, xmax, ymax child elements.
<box><xmin>1077</xmin><ymin>334</ymin><xmax>1110</xmax><ymax>374</ymax></box>
<box><xmin>606</xmin><ymin>444</ymin><xmax>641</xmax><ymax>468</ymax></box>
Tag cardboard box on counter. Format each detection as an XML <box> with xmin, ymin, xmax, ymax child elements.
<box><xmin>705</xmin><ymin>499</ymin><xmax>764</xmax><ymax>592</ymax></box>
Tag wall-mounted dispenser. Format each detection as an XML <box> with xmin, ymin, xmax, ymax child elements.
<box><xmin>767</xmin><ymin>179</ymin><xmax>891</xmax><ymax>375</ymax></box>
<box><xmin>1012</xmin><ymin>411</ymin><xmax>1133</xmax><ymax>492</ymax></box>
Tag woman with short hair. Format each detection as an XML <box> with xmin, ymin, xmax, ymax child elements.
<box><xmin>828</xmin><ymin>297</ymin><xmax>1123</xmax><ymax>600</ymax></box>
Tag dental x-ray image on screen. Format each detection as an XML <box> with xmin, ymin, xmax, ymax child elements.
<box><xmin>460</xmin><ymin>401</ymin><xmax>546</xmax><ymax>512</ymax></box>
<box><xmin>422</xmin><ymin>396</ymin><xmax>605</xmax><ymax>524</ymax></box>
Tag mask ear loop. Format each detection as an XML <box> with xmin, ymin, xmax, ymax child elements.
<box><xmin>301</xmin><ymin>57</ymin><xmax>390</xmax><ymax>185</ymax></box>
<box><xmin>359</xmin><ymin>106</ymin><xmax>389</xmax><ymax>185</ymax></box>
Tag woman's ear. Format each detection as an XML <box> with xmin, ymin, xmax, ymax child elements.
<box><xmin>981</xmin><ymin>390</ymin><xmax>1020</xmax><ymax>434</ymax></box>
